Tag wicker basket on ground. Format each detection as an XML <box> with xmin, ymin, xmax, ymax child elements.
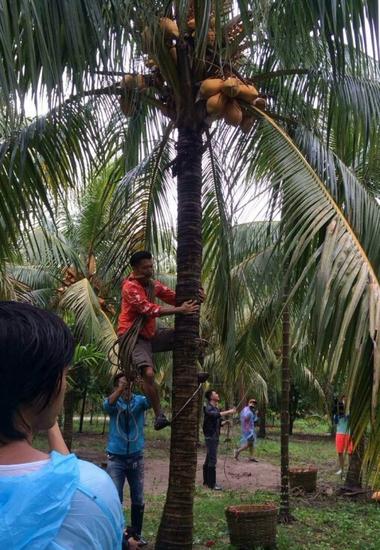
<box><xmin>225</xmin><ymin>503</ymin><xmax>278</xmax><ymax>549</ymax></box>
<box><xmin>289</xmin><ymin>467</ymin><xmax>318</xmax><ymax>493</ymax></box>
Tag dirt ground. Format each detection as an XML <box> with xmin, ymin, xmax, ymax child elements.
<box><xmin>73</xmin><ymin>433</ymin><xmax>280</xmax><ymax>495</ymax></box>
<box><xmin>143</xmin><ymin>452</ymin><xmax>280</xmax><ymax>494</ymax></box>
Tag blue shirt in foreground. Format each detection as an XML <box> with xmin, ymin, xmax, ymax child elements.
<box><xmin>0</xmin><ymin>451</ymin><xmax>124</xmax><ymax>549</ymax></box>
<box><xmin>103</xmin><ymin>393</ymin><xmax>151</xmax><ymax>456</ymax></box>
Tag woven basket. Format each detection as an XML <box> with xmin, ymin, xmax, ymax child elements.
<box><xmin>289</xmin><ymin>467</ymin><xmax>318</xmax><ymax>493</ymax></box>
<box><xmin>225</xmin><ymin>503</ymin><xmax>278</xmax><ymax>549</ymax></box>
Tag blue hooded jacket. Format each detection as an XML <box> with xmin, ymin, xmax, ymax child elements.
<box><xmin>103</xmin><ymin>393</ymin><xmax>151</xmax><ymax>456</ymax></box>
<box><xmin>0</xmin><ymin>451</ymin><xmax>124</xmax><ymax>549</ymax></box>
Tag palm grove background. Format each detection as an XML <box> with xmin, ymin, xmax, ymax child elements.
<box><xmin>0</xmin><ymin>1</ymin><xmax>380</xmax><ymax>548</ymax></box>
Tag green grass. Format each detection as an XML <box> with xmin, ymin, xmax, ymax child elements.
<box><xmin>138</xmin><ymin>490</ymin><xmax>380</xmax><ymax>549</ymax></box>
<box><xmin>252</xmin><ymin>433</ymin><xmax>336</xmax><ymax>466</ymax></box>
<box><xmin>292</xmin><ymin>416</ymin><xmax>331</xmax><ymax>435</ymax></box>
<box><xmin>34</xmin><ymin>416</ymin><xmax>380</xmax><ymax>549</ymax></box>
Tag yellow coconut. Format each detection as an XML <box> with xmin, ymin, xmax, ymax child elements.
<box><xmin>254</xmin><ymin>97</ymin><xmax>266</xmax><ymax>110</ymax></box>
<box><xmin>159</xmin><ymin>17</ymin><xmax>179</xmax><ymax>38</ymax></box>
<box><xmin>240</xmin><ymin>115</ymin><xmax>256</xmax><ymax>134</ymax></box>
<box><xmin>206</xmin><ymin>92</ymin><xmax>228</xmax><ymax>117</ymax></box>
<box><xmin>121</xmin><ymin>74</ymin><xmax>135</xmax><ymax>89</ymax></box>
<box><xmin>187</xmin><ymin>18</ymin><xmax>196</xmax><ymax>31</ymax></box>
<box><xmin>119</xmin><ymin>96</ymin><xmax>135</xmax><ymax>117</ymax></box>
<box><xmin>121</xmin><ymin>74</ymin><xmax>145</xmax><ymax>90</ymax></box>
<box><xmin>200</xmin><ymin>78</ymin><xmax>224</xmax><ymax>99</ymax></box>
<box><xmin>237</xmin><ymin>84</ymin><xmax>259</xmax><ymax>103</ymax></box>
<box><xmin>222</xmin><ymin>77</ymin><xmax>241</xmax><ymax>98</ymax></box>
<box><xmin>223</xmin><ymin>100</ymin><xmax>243</xmax><ymax>126</ymax></box>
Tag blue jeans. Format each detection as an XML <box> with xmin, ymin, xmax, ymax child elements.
<box><xmin>106</xmin><ymin>452</ymin><xmax>144</xmax><ymax>505</ymax></box>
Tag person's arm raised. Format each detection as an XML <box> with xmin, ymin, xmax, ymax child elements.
<box><xmin>47</xmin><ymin>422</ymin><xmax>70</xmax><ymax>455</ymax></box>
<box><xmin>107</xmin><ymin>378</ymin><xmax>127</xmax><ymax>406</ymax></box>
<box><xmin>220</xmin><ymin>407</ymin><xmax>236</xmax><ymax>417</ymax></box>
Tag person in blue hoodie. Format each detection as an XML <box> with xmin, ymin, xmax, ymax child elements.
<box><xmin>0</xmin><ymin>301</ymin><xmax>138</xmax><ymax>550</ymax></box>
<box><xmin>104</xmin><ymin>373</ymin><xmax>151</xmax><ymax>546</ymax></box>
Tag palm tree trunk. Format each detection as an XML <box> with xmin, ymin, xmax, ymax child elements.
<box><xmin>345</xmin><ymin>437</ymin><xmax>365</xmax><ymax>489</ymax></box>
<box><xmin>258</xmin><ymin>400</ymin><xmax>267</xmax><ymax>439</ymax></box>
<box><xmin>155</xmin><ymin>127</ymin><xmax>203</xmax><ymax>549</ymax></box>
<box><xmin>197</xmin><ymin>387</ymin><xmax>204</xmax><ymax>447</ymax></box>
<box><xmin>279</xmin><ymin>290</ymin><xmax>291</xmax><ymax>522</ymax></box>
<box><xmin>289</xmin><ymin>384</ymin><xmax>299</xmax><ymax>436</ymax></box>
<box><xmin>63</xmin><ymin>389</ymin><xmax>76</xmax><ymax>451</ymax></box>
<box><xmin>78</xmin><ymin>386</ymin><xmax>87</xmax><ymax>433</ymax></box>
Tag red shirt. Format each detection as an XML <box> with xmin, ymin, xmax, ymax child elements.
<box><xmin>117</xmin><ymin>275</ymin><xmax>176</xmax><ymax>339</ymax></box>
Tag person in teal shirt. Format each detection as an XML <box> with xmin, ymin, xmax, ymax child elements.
<box><xmin>103</xmin><ymin>373</ymin><xmax>151</xmax><ymax>546</ymax></box>
<box><xmin>334</xmin><ymin>398</ymin><xmax>353</xmax><ymax>475</ymax></box>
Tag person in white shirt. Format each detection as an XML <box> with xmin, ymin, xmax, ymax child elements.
<box><xmin>0</xmin><ymin>301</ymin><xmax>138</xmax><ymax>550</ymax></box>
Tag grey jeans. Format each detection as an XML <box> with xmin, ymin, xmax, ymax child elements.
<box><xmin>106</xmin><ymin>452</ymin><xmax>144</xmax><ymax>505</ymax></box>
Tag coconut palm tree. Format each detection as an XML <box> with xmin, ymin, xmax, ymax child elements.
<box><xmin>63</xmin><ymin>344</ymin><xmax>105</xmax><ymax>450</ymax></box>
<box><xmin>2</xmin><ymin>169</ymin><xmax>120</xmax><ymax>355</ymax></box>
<box><xmin>213</xmin><ymin>220</ymin><xmax>328</xmax><ymax>521</ymax></box>
<box><xmin>1</xmin><ymin>1</ymin><xmax>380</xmax><ymax>546</ymax></box>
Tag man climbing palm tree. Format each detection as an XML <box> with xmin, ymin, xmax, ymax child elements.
<box><xmin>118</xmin><ymin>251</ymin><xmax>203</xmax><ymax>430</ymax></box>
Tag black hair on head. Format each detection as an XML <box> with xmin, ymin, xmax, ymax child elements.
<box><xmin>205</xmin><ymin>389</ymin><xmax>214</xmax><ymax>401</ymax></box>
<box><xmin>113</xmin><ymin>372</ymin><xmax>126</xmax><ymax>387</ymax></box>
<box><xmin>0</xmin><ymin>301</ymin><xmax>75</xmax><ymax>442</ymax></box>
<box><xmin>130</xmin><ymin>250</ymin><xmax>152</xmax><ymax>267</ymax></box>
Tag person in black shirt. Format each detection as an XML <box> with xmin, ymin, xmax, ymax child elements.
<box><xmin>202</xmin><ymin>389</ymin><xmax>236</xmax><ymax>490</ymax></box>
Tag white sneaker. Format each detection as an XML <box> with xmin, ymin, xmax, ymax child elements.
<box><xmin>335</xmin><ymin>469</ymin><xmax>342</xmax><ymax>475</ymax></box>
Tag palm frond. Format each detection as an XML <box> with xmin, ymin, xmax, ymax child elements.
<box><xmin>0</xmin><ymin>96</ymin><xmax>120</xmax><ymax>259</ymax></box>
<box><xmin>105</xmin><ymin>124</ymin><xmax>175</xmax><ymax>279</ymax></box>
<box><xmin>202</xmin><ymin>134</ymin><xmax>235</xmax><ymax>364</ymax></box>
<box><xmin>241</xmin><ymin>112</ymin><xmax>380</xmax><ymax>467</ymax></box>
<box><xmin>59</xmin><ymin>278</ymin><xmax>117</xmax><ymax>356</ymax></box>
<box><xmin>266</xmin><ymin>0</ymin><xmax>379</xmax><ymax>75</ymax></box>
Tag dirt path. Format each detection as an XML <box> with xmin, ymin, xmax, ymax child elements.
<box><xmin>73</xmin><ymin>433</ymin><xmax>280</xmax><ymax>495</ymax></box>
<box><xmin>142</xmin><ymin>452</ymin><xmax>280</xmax><ymax>495</ymax></box>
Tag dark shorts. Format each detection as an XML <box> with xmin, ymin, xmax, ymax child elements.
<box><xmin>132</xmin><ymin>328</ymin><xmax>174</xmax><ymax>370</ymax></box>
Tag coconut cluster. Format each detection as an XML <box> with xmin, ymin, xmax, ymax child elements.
<box><xmin>201</xmin><ymin>76</ymin><xmax>266</xmax><ymax>132</ymax></box>
<box><xmin>119</xmin><ymin>16</ymin><xmax>181</xmax><ymax>118</ymax></box>
<box><xmin>118</xmin><ymin>7</ymin><xmax>266</xmax><ymax>133</ymax></box>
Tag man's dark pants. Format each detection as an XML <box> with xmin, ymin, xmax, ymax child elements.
<box><xmin>203</xmin><ymin>436</ymin><xmax>219</xmax><ymax>488</ymax></box>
